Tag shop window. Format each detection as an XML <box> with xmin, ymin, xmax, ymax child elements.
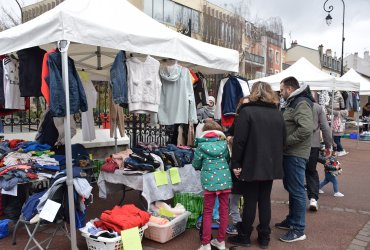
<box><xmin>153</xmin><ymin>0</ymin><xmax>164</xmax><ymax>22</ymax></box>
<box><xmin>275</xmin><ymin>51</ymin><xmax>280</xmax><ymax>64</ymax></box>
<box><xmin>192</xmin><ymin>10</ymin><xmax>200</xmax><ymax>33</ymax></box>
<box><xmin>164</xmin><ymin>0</ymin><xmax>174</xmax><ymax>25</ymax></box>
<box><xmin>144</xmin><ymin>0</ymin><xmax>153</xmax><ymax>17</ymax></box>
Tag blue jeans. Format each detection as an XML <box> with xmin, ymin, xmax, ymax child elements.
<box><xmin>333</xmin><ymin>136</ymin><xmax>344</xmax><ymax>152</ymax></box>
<box><xmin>283</xmin><ymin>156</ymin><xmax>307</xmax><ymax>234</ymax></box>
<box><xmin>320</xmin><ymin>172</ymin><xmax>339</xmax><ymax>193</ymax></box>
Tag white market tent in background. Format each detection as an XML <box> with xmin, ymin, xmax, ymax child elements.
<box><xmin>250</xmin><ymin>57</ymin><xmax>360</xmax><ymax>91</ymax></box>
<box><xmin>339</xmin><ymin>68</ymin><xmax>370</xmax><ymax>95</ymax></box>
<box><xmin>0</xmin><ymin>0</ymin><xmax>239</xmax><ymax>249</ymax></box>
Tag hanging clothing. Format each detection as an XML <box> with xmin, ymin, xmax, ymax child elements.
<box><xmin>158</xmin><ymin>63</ymin><xmax>197</xmax><ymax>125</ymax></box>
<box><xmin>345</xmin><ymin>91</ymin><xmax>353</xmax><ymax>111</ymax></box>
<box><xmin>221</xmin><ymin>77</ymin><xmax>243</xmax><ymax>116</ymax></box>
<box><xmin>110</xmin><ymin>51</ymin><xmax>128</xmax><ymax>106</ymax></box>
<box><xmin>17</xmin><ymin>46</ymin><xmax>46</xmax><ymax>97</ymax></box>
<box><xmin>41</xmin><ymin>49</ymin><xmax>55</xmax><ymax>105</ymax></box>
<box><xmin>109</xmin><ymin>91</ymin><xmax>125</xmax><ymax>138</ymax></box>
<box><xmin>46</xmin><ymin>51</ymin><xmax>88</xmax><ymax>117</ymax></box>
<box><xmin>193</xmin><ymin>73</ymin><xmax>208</xmax><ymax>107</ymax></box>
<box><xmin>35</xmin><ymin>108</ymin><xmax>59</xmax><ymax>146</ymax></box>
<box><xmin>3</xmin><ymin>56</ymin><xmax>25</xmax><ymax>110</ymax></box>
<box><xmin>214</xmin><ymin>76</ymin><xmax>250</xmax><ymax>120</ymax></box>
<box><xmin>80</xmin><ymin>75</ymin><xmax>97</xmax><ymax>141</ymax></box>
<box><xmin>53</xmin><ymin>116</ymin><xmax>77</xmax><ymax>145</ymax></box>
<box><xmin>126</xmin><ymin>55</ymin><xmax>161</xmax><ymax>113</ymax></box>
<box><xmin>0</xmin><ymin>59</ymin><xmax>4</xmax><ymax>106</ymax></box>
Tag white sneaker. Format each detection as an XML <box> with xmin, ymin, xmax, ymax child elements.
<box><xmin>319</xmin><ymin>189</ymin><xmax>324</xmax><ymax>194</ymax></box>
<box><xmin>197</xmin><ymin>244</ymin><xmax>211</xmax><ymax>250</ymax></box>
<box><xmin>210</xmin><ymin>239</ymin><xmax>226</xmax><ymax>250</ymax></box>
<box><xmin>337</xmin><ymin>150</ymin><xmax>349</xmax><ymax>157</ymax></box>
<box><xmin>309</xmin><ymin>198</ymin><xmax>318</xmax><ymax>211</ymax></box>
<box><xmin>334</xmin><ymin>192</ymin><xmax>344</xmax><ymax>197</ymax></box>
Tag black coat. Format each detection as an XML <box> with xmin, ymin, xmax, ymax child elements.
<box><xmin>231</xmin><ymin>101</ymin><xmax>286</xmax><ymax>182</ymax></box>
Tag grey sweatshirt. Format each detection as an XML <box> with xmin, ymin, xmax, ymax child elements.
<box><xmin>311</xmin><ymin>103</ymin><xmax>332</xmax><ymax>148</ymax></box>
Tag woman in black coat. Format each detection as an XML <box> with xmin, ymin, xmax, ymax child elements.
<box><xmin>228</xmin><ymin>81</ymin><xmax>286</xmax><ymax>249</ymax></box>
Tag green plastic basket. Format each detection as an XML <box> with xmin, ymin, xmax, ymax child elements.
<box><xmin>174</xmin><ymin>193</ymin><xmax>204</xmax><ymax>228</ymax></box>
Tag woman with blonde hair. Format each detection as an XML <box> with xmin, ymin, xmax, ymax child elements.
<box><xmin>228</xmin><ymin>81</ymin><xmax>286</xmax><ymax>249</ymax></box>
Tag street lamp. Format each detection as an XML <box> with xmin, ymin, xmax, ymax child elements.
<box><xmin>14</xmin><ymin>0</ymin><xmax>23</xmax><ymax>23</ymax></box>
<box><xmin>323</xmin><ymin>0</ymin><xmax>345</xmax><ymax>76</ymax></box>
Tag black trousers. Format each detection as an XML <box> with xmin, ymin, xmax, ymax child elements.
<box><xmin>305</xmin><ymin>147</ymin><xmax>320</xmax><ymax>200</ymax></box>
<box><xmin>240</xmin><ymin>180</ymin><xmax>273</xmax><ymax>239</ymax></box>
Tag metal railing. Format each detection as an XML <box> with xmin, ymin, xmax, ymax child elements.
<box><xmin>245</xmin><ymin>52</ymin><xmax>264</xmax><ymax>65</ymax></box>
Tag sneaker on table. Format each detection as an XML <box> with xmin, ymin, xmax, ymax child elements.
<box><xmin>334</xmin><ymin>192</ymin><xmax>344</xmax><ymax>197</ymax></box>
<box><xmin>226</xmin><ymin>224</ymin><xmax>238</xmax><ymax>235</ymax></box>
<box><xmin>197</xmin><ymin>244</ymin><xmax>211</xmax><ymax>250</ymax></box>
<box><xmin>275</xmin><ymin>219</ymin><xmax>291</xmax><ymax>230</ymax></box>
<box><xmin>210</xmin><ymin>239</ymin><xmax>226</xmax><ymax>250</ymax></box>
<box><xmin>309</xmin><ymin>198</ymin><xmax>318</xmax><ymax>211</ymax></box>
<box><xmin>319</xmin><ymin>189</ymin><xmax>324</xmax><ymax>194</ymax></box>
<box><xmin>280</xmin><ymin>229</ymin><xmax>307</xmax><ymax>242</ymax></box>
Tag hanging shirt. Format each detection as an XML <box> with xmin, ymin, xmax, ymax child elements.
<box><xmin>126</xmin><ymin>55</ymin><xmax>162</xmax><ymax>114</ymax></box>
<box><xmin>0</xmin><ymin>58</ymin><xmax>4</xmax><ymax>106</ymax></box>
<box><xmin>41</xmin><ymin>49</ymin><xmax>56</xmax><ymax>105</ymax></box>
<box><xmin>3</xmin><ymin>56</ymin><xmax>25</xmax><ymax>110</ymax></box>
<box><xmin>17</xmin><ymin>46</ymin><xmax>46</xmax><ymax>97</ymax></box>
<box><xmin>158</xmin><ymin>63</ymin><xmax>197</xmax><ymax>125</ymax></box>
<box><xmin>80</xmin><ymin>72</ymin><xmax>97</xmax><ymax>141</ymax></box>
<box><xmin>214</xmin><ymin>76</ymin><xmax>250</xmax><ymax>120</ymax></box>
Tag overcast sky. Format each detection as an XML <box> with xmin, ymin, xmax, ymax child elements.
<box><xmin>2</xmin><ymin>0</ymin><xmax>369</xmax><ymax>59</ymax></box>
<box><xmin>209</xmin><ymin>0</ymin><xmax>370</xmax><ymax>58</ymax></box>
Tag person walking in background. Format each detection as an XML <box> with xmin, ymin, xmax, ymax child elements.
<box><xmin>330</xmin><ymin>108</ymin><xmax>349</xmax><ymax>156</ymax></box>
<box><xmin>306</xmin><ymin>100</ymin><xmax>332</xmax><ymax>212</ymax></box>
<box><xmin>276</xmin><ymin>77</ymin><xmax>313</xmax><ymax>243</ymax></box>
<box><xmin>361</xmin><ymin>102</ymin><xmax>370</xmax><ymax>132</ymax></box>
<box><xmin>193</xmin><ymin>121</ymin><xmax>232</xmax><ymax>250</ymax></box>
<box><xmin>228</xmin><ymin>82</ymin><xmax>285</xmax><ymax>249</ymax></box>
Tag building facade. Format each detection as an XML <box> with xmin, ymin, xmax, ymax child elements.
<box><xmin>344</xmin><ymin>51</ymin><xmax>370</xmax><ymax>79</ymax></box>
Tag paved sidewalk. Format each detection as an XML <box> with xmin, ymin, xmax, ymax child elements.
<box><xmin>1</xmin><ymin>139</ymin><xmax>369</xmax><ymax>250</ymax></box>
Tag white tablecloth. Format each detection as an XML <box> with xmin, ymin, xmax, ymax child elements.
<box><xmin>97</xmin><ymin>164</ymin><xmax>203</xmax><ymax>208</ymax></box>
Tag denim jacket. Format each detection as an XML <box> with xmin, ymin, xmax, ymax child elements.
<box><xmin>47</xmin><ymin>51</ymin><xmax>88</xmax><ymax>117</ymax></box>
<box><xmin>110</xmin><ymin>51</ymin><xmax>128</xmax><ymax>105</ymax></box>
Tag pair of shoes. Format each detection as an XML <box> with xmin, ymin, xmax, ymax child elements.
<box><xmin>226</xmin><ymin>224</ymin><xmax>238</xmax><ymax>235</ymax></box>
<box><xmin>334</xmin><ymin>192</ymin><xmax>344</xmax><ymax>197</ymax></box>
<box><xmin>197</xmin><ymin>244</ymin><xmax>211</xmax><ymax>250</ymax></box>
<box><xmin>319</xmin><ymin>189</ymin><xmax>324</xmax><ymax>194</ymax></box>
<box><xmin>309</xmin><ymin>198</ymin><xmax>318</xmax><ymax>211</ymax></box>
<box><xmin>228</xmin><ymin>235</ymin><xmax>251</xmax><ymax>247</ymax></box>
<box><xmin>275</xmin><ymin>219</ymin><xmax>291</xmax><ymax>230</ymax></box>
<box><xmin>210</xmin><ymin>239</ymin><xmax>226</xmax><ymax>250</ymax></box>
<box><xmin>279</xmin><ymin>229</ymin><xmax>307</xmax><ymax>242</ymax></box>
<box><xmin>337</xmin><ymin>150</ymin><xmax>349</xmax><ymax>157</ymax></box>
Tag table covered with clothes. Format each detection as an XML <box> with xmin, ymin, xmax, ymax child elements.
<box><xmin>97</xmin><ymin>164</ymin><xmax>203</xmax><ymax>208</ymax></box>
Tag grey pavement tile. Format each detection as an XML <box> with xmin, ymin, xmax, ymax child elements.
<box><xmin>333</xmin><ymin>207</ymin><xmax>345</xmax><ymax>212</ymax></box>
<box><xmin>347</xmin><ymin>244</ymin><xmax>366</xmax><ymax>250</ymax></box>
<box><xmin>355</xmin><ymin>235</ymin><xmax>370</xmax><ymax>242</ymax></box>
<box><xmin>358</xmin><ymin>230</ymin><xmax>370</xmax><ymax>237</ymax></box>
<box><xmin>359</xmin><ymin>211</ymin><xmax>370</xmax><ymax>215</ymax></box>
<box><xmin>351</xmin><ymin>239</ymin><xmax>368</xmax><ymax>247</ymax></box>
<box><xmin>345</xmin><ymin>208</ymin><xmax>357</xmax><ymax>213</ymax></box>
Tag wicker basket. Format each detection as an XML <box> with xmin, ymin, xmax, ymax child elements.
<box><xmin>82</xmin><ymin>224</ymin><xmax>147</xmax><ymax>250</ymax></box>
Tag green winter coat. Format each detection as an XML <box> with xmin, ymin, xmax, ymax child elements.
<box><xmin>192</xmin><ymin>137</ymin><xmax>232</xmax><ymax>191</ymax></box>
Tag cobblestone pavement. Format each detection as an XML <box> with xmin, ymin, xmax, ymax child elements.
<box><xmin>1</xmin><ymin>139</ymin><xmax>369</xmax><ymax>250</ymax></box>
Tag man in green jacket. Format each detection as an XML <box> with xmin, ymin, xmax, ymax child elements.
<box><xmin>276</xmin><ymin>76</ymin><xmax>314</xmax><ymax>243</ymax></box>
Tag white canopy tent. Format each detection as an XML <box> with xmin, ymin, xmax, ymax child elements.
<box><xmin>338</xmin><ymin>68</ymin><xmax>370</xmax><ymax>95</ymax></box>
<box><xmin>0</xmin><ymin>0</ymin><xmax>239</xmax><ymax>249</ymax></box>
<box><xmin>250</xmin><ymin>57</ymin><xmax>360</xmax><ymax>91</ymax></box>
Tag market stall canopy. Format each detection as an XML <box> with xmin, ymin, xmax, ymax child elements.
<box><xmin>0</xmin><ymin>0</ymin><xmax>239</xmax><ymax>76</ymax></box>
<box><xmin>338</xmin><ymin>68</ymin><xmax>370</xmax><ymax>95</ymax></box>
<box><xmin>250</xmin><ymin>57</ymin><xmax>360</xmax><ymax>91</ymax></box>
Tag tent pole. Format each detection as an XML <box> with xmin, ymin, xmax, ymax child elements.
<box><xmin>59</xmin><ymin>40</ymin><xmax>78</xmax><ymax>250</ymax></box>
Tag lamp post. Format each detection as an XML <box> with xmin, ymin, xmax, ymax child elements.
<box><xmin>14</xmin><ymin>0</ymin><xmax>23</xmax><ymax>23</ymax></box>
<box><xmin>323</xmin><ymin>0</ymin><xmax>345</xmax><ymax>76</ymax></box>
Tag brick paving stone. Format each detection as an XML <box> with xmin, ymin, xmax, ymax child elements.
<box><xmin>351</xmin><ymin>239</ymin><xmax>368</xmax><ymax>247</ymax></box>
<box><xmin>345</xmin><ymin>208</ymin><xmax>357</xmax><ymax>213</ymax></box>
<box><xmin>358</xmin><ymin>230</ymin><xmax>370</xmax><ymax>237</ymax></box>
<box><xmin>359</xmin><ymin>211</ymin><xmax>370</xmax><ymax>215</ymax></box>
<box><xmin>333</xmin><ymin>207</ymin><xmax>345</xmax><ymax>212</ymax></box>
<box><xmin>347</xmin><ymin>244</ymin><xmax>366</xmax><ymax>250</ymax></box>
<box><xmin>355</xmin><ymin>235</ymin><xmax>370</xmax><ymax>242</ymax></box>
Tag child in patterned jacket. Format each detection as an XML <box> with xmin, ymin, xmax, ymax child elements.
<box><xmin>318</xmin><ymin>150</ymin><xmax>344</xmax><ymax>197</ymax></box>
<box><xmin>193</xmin><ymin>121</ymin><xmax>232</xmax><ymax>250</ymax></box>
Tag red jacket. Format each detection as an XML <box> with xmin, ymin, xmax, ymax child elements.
<box><xmin>94</xmin><ymin>204</ymin><xmax>150</xmax><ymax>232</ymax></box>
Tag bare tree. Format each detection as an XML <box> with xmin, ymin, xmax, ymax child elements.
<box><xmin>0</xmin><ymin>0</ymin><xmax>23</xmax><ymax>31</ymax></box>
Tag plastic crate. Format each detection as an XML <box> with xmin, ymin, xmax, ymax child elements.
<box><xmin>82</xmin><ymin>224</ymin><xmax>147</xmax><ymax>250</ymax></box>
<box><xmin>144</xmin><ymin>211</ymin><xmax>191</xmax><ymax>243</ymax></box>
